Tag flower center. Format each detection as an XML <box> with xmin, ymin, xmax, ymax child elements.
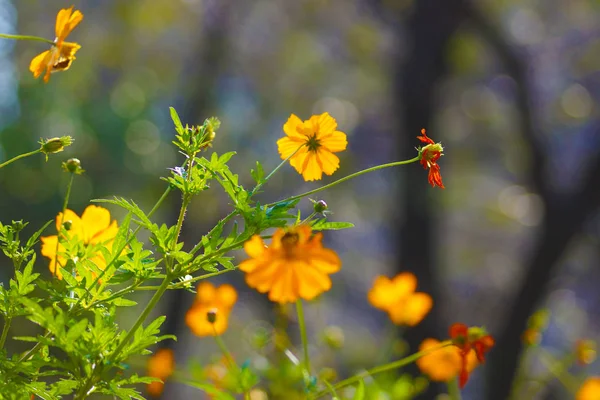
<box><xmin>281</xmin><ymin>232</ymin><xmax>300</xmax><ymax>256</ymax></box>
<box><xmin>305</xmin><ymin>134</ymin><xmax>321</xmax><ymax>152</ymax></box>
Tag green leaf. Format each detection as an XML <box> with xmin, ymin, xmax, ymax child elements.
<box><xmin>112</xmin><ymin>298</ymin><xmax>138</xmax><ymax>307</ymax></box>
<box><xmin>26</xmin><ymin>219</ymin><xmax>53</xmax><ymax>250</ymax></box>
<box><xmin>310</xmin><ymin>219</ymin><xmax>355</xmax><ymax>231</ymax></box>
<box><xmin>353</xmin><ymin>379</ymin><xmax>365</xmax><ymax>400</ymax></box>
<box><xmin>250</xmin><ymin>161</ymin><xmax>264</xmax><ymax>184</ymax></box>
<box><xmin>170</xmin><ymin>106</ymin><xmax>183</xmax><ymax>132</ymax></box>
<box><xmin>66</xmin><ymin>318</ymin><xmax>88</xmax><ymax>342</ymax></box>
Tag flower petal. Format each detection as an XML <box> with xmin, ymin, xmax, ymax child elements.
<box><xmin>55</xmin><ymin>7</ymin><xmax>83</xmax><ymax>43</ymax></box>
<box><xmin>80</xmin><ymin>205</ymin><xmax>112</xmax><ymax>243</ymax></box>
<box><xmin>216</xmin><ymin>284</ymin><xmax>238</xmax><ymax>308</ymax></box>
<box><xmin>243</xmin><ymin>235</ymin><xmax>266</xmax><ymax>258</ymax></box>
<box><xmin>29</xmin><ymin>50</ymin><xmax>51</xmax><ymax>78</ymax></box>
<box><xmin>316</xmin><ymin>112</ymin><xmax>337</xmax><ymax>136</ymax></box>
<box><xmin>277</xmin><ymin>136</ymin><xmax>305</xmax><ymax>160</ymax></box>
<box><xmin>319</xmin><ymin>130</ymin><xmax>347</xmax><ymax>153</ymax></box>
<box><xmin>316</xmin><ymin>149</ymin><xmax>340</xmax><ymax>176</ymax></box>
<box><xmin>301</xmin><ymin>152</ymin><xmax>323</xmax><ymax>181</ymax></box>
<box><xmin>196</xmin><ymin>281</ymin><xmax>217</xmax><ymax>303</ymax></box>
<box><xmin>283</xmin><ymin>114</ymin><xmax>306</xmax><ymax>140</ymax></box>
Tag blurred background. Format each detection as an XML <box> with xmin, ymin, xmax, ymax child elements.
<box><xmin>1</xmin><ymin>0</ymin><xmax>600</xmax><ymax>399</ymax></box>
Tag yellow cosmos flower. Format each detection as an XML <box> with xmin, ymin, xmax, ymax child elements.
<box><xmin>277</xmin><ymin>113</ymin><xmax>347</xmax><ymax>181</ymax></box>
<box><xmin>578</xmin><ymin>377</ymin><xmax>600</xmax><ymax>400</ymax></box>
<box><xmin>185</xmin><ymin>282</ymin><xmax>237</xmax><ymax>337</ymax></box>
<box><xmin>147</xmin><ymin>348</ymin><xmax>175</xmax><ymax>397</ymax></box>
<box><xmin>29</xmin><ymin>6</ymin><xmax>83</xmax><ymax>83</ymax></box>
<box><xmin>239</xmin><ymin>225</ymin><xmax>341</xmax><ymax>304</ymax></box>
<box><xmin>368</xmin><ymin>272</ymin><xmax>433</xmax><ymax>326</ymax></box>
<box><xmin>40</xmin><ymin>205</ymin><xmax>118</xmax><ymax>279</ymax></box>
<box><xmin>416</xmin><ymin>338</ymin><xmax>478</xmax><ymax>382</ymax></box>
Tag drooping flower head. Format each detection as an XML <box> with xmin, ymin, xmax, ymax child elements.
<box><xmin>40</xmin><ymin>205</ymin><xmax>118</xmax><ymax>279</ymax></box>
<box><xmin>239</xmin><ymin>225</ymin><xmax>341</xmax><ymax>303</ymax></box>
<box><xmin>147</xmin><ymin>348</ymin><xmax>175</xmax><ymax>397</ymax></box>
<box><xmin>368</xmin><ymin>272</ymin><xmax>432</xmax><ymax>326</ymax></box>
<box><xmin>185</xmin><ymin>282</ymin><xmax>237</xmax><ymax>337</ymax></box>
<box><xmin>449</xmin><ymin>323</ymin><xmax>495</xmax><ymax>388</ymax></box>
<box><xmin>30</xmin><ymin>6</ymin><xmax>83</xmax><ymax>83</ymax></box>
<box><xmin>417</xmin><ymin>129</ymin><xmax>444</xmax><ymax>189</ymax></box>
<box><xmin>277</xmin><ymin>113</ymin><xmax>347</xmax><ymax>181</ymax></box>
<box><xmin>416</xmin><ymin>338</ymin><xmax>478</xmax><ymax>383</ymax></box>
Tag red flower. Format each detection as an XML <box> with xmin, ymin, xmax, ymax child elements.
<box><xmin>417</xmin><ymin>129</ymin><xmax>445</xmax><ymax>189</ymax></box>
<box><xmin>449</xmin><ymin>323</ymin><xmax>495</xmax><ymax>388</ymax></box>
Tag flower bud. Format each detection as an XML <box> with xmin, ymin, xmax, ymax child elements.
<box><xmin>61</xmin><ymin>158</ymin><xmax>84</xmax><ymax>174</ymax></box>
<box><xmin>40</xmin><ymin>136</ymin><xmax>73</xmax><ymax>160</ymax></box>
<box><xmin>322</xmin><ymin>325</ymin><xmax>344</xmax><ymax>350</ymax></box>
<box><xmin>313</xmin><ymin>200</ymin><xmax>328</xmax><ymax>213</ymax></box>
<box><xmin>62</xmin><ymin>220</ymin><xmax>73</xmax><ymax>231</ymax></box>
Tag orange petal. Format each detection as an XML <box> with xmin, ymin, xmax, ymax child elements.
<box><xmin>368</xmin><ymin>276</ymin><xmax>400</xmax><ymax>310</ymax></box>
<box><xmin>243</xmin><ymin>235</ymin><xmax>266</xmax><ymax>258</ymax></box>
<box><xmin>216</xmin><ymin>284</ymin><xmax>238</xmax><ymax>308</ymax></box>
<box><xmin>391</xmin><ymin>272</ymin><xmax>418</xmax><ymax>297</ymax></box>
<box><xmin>55</xmin><ymin>7</ymin><xmax>83</xmax><ymax>43</ymax></box>
<box><xmin>196</xmin><ymin>281</ymin><xmax>217</xmax><ymax>303</ymax></box>
<box><xmin>391</xmin><ymin>292</ymin><xmax>432</xmax><ymax>326</ymax></box>
<box><xmin>80</xmin><ymin>206</ymin><xmax>112</xmax><ymax>243</ymax></box>
<box><xmin>29</xmin><ymin>50</ymin><xmax>52</xmax><ymax>78</ymax></box>
<box><xmin>295</xmin><ymin>262</ymin><xmax>332</xmax><ymax>300</ymax></box>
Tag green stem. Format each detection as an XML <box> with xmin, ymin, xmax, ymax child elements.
<box><xmin>54</xmin><ymin>173</ymin><xmax>75</xmax><ymax>280</ymax></box>
<box><xmin>448</xmin><ymin>377</ymin><xmax>462</xmax><ymax>400</ymax></box>
<box><xmin>250</xmin><ymin>145</ymin><xmax>303</xmax><ymax>197</ymax></box>
<box><xmin>0</xmin><ymin>149</ymin><xmax>42</xmax><ymax>169</ymax></box>
<box><xmin>300</xmin><ymin>211</ymin><xmax>317</xmax><ymax>226</ymax></box>
<box><xmin>267</xmin><ymin>156</ymin><xmax>421</xmax><ymax>207</ymax></box>
<box><xmin>537</xmin><ymin>348</ymin><xmax>580</xmax><ymax>393</ymax></box>
<box><xmin>133</xmin><ymin>267</ymin><xmax>236</xmax><ymax>292</ymax></box>
<box><xmin>212</xmin><ymin>328</ymin><xmax>237</xmax><ymax>370</ymax></box>
<box><xmin>311</xmin><ymin>340</ymin><xmax>452</xmax><ymax>399</ymax></box>
<box><xmin>296</xmin><ymin>299</ymin><xmax>311</xmax><ymax>376</ymax></box>
<box><xmin>0</xmin><ymin>317</ymin><xmax>12</xmax><ymax>349</ymax></box>
<box><xmin>0</xmin><ymin>33</ymin><xmax>54</xmax><ymax>44</ymax></box>
<box><xmin>109</xmin><ymin>275</ymin><xmax>173</xmax><ymax>362</ymax></box>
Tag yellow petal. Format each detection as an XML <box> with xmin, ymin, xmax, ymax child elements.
<box><xmin>391</xmin><ymin>272</ymin><xmax>418</xmax><ymax>297</ymax></box>
<box><xmin>216</xmin><ymin>284</ymin><xmax>238</xmax><ymax>308</ymax></box>
<box><xmin>268</xmin><ymin>264</ymin><xmax>297</xmax><ymax>303</ymax></box>
<box><xmin>57</xmin><ymin>209</ymin><xmax>84</xmax><ymax>239</ymax></box>
<box><xmin>368</xmin><ymin>276</ymin><xmax>398</xmax><ymax>309</ymax></box>
<box><xmin>80</xmin><ymin>205</ymin><xmax>112</xmax><ymax>243</ymax></box>
<box><xmin>288</xmin><ymin>146</ymin><xmax>309</xmax><ymax>175</ymax></box>
<box><xmin>388</xmin><ymin>292</ymin><xmax>432</xmax><ymax>326</ymax></box>
<box><xmin>277</xmin><ymin>136</ymin><xmax>305</xmax><ymax>160</ymax></box>
<box><xmin>308</xmin><ymin>249</ymin><xmax>341</xmax><ymax>273</ymax></box>
<box><xmin>29</xmin><ymin>50</ymin><xmax>51</xmax><ymax>77</ymax></box>
<box><xmin>91</xmin><ymin>220</ymin><xmax>118</xmax><ymax>245</ymax></box>
<box><xmin>243</xmin><ymin>235</ymin><xmax>266</xmax><ymax>258</ymax></box>
<box><xmin>295</xmin><ymin>262</ymin><xmax>332</xmax><ymax>300</ymax></box>
<box><xmin>316</xmin><ymin>149</ymin><xmax>340</xmax><ymax>176</ymax></box>
<box><xmin>316</xmin><ymin>112</ymin><xmax>337</xmax><ymax>136</ymax></box>
<box><xmin>301</xmin><ymin>152</ymin><xmax>323</xmax><ymax>181</ymax></box>
<box><xmin>55</xmin><ymin>7</ymin><xmax>83</xmax><ymax>43</ymax></box>
<box><xmin>319</xmin><ymin>130</ymin><xmax>348</xmax><ymax>153</ymax></box>
<box><xmin>283</xmin><ymin>114</ymin><xmax>306</xmax><ymax>140</ymax></box>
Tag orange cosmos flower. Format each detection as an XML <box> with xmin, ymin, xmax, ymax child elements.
<box><xmin>147</xmin><ymin>348</ymin><xmax>175</xmax><ymax>397</ymax></box>
<box><xmin>449</xmin><ymin>323</ymin><xmax>495</xmax><ymax>388</ymax></box>
<box><xmin>239</xmin><ymin>225</ymin><xmax>341</xmax><ymax>303</ymax></box>
<box><xmin>40</xmin><ymin>205</ymin><xmax>118</xmax><ymax>279</ymax></box>
<box><xmin>277</xmin><ymin>113</ymin><xmax>347</xmax><ymax>181</ymax></box>
<box><xmin>577</xmin><ymin>377</ymin><xmax>600</xmax><ymax>400</ymax></box>
<box><xmin>416</xmin><ymin>338</ymin><xmax>478</xmax><ymax>383</ymax></box>
<box><xmin>367</xmin><ymin>272</ymin><xmax>432</xmax><ymax>326</ymax></box>
<box><xmin>30</xmin><ymin>6</ymin><xmax>83</xmax><ymax>83</ymax></box>
<box><xmin>186</xmin><ymin>282</ymin><xmax>237</xmax><ymax>337</ymax></box>
<box><xmin>417</xmin><ymin>129</ymin><xmax>444</xmax><ymax>189</ymax></box>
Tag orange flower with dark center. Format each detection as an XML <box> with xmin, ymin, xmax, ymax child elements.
<box><xmin>367</xmin><ymin>272</ymin><xmax>432</xmax><ymax>326</ymax></box>
<box><xmin>417</xmin><ymin>129</ymin><xmax>444</xmax><ymax>189</ymax></box>
<box><xmin>147</xmin><ymin>348</ymin><xmax>174</xmax><ymax>397</ymax></box>
<box><xmin>239</xmin><ymin>225</ymin><xmax>341</xmax><ymax>303</ymax></box>
<box><xmin>277</xmin><ymin>113</ymin><xmax>347</xmax><ymax>181</ymax></box>
<box><xmin>30</xmin><ymin>6</ymin><xmax>83</xmax><ymax>83</ymax></box>
<box><xmin>185</xmin><ymin>282</ymin><xmax>237</xmax><ymax>337</ymax></box>
<box><xmin>449</xmin><ymin>323</ymin><xmax>495</xmax><ymax>388</ymax></box>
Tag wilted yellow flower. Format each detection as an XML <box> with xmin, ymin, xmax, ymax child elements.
<box><xmin>147</xmin><ymin>348</ymin><xmax>175</xmax><ymax>397</ymax></box>
<box><xmin>577</xmin><ymin>377</ymin><xmax>600</xmax><ymax>400</ymax></box>
<box><xmin>40</xmin><ymin>205</ymin><xmax>118</xmax><ymax>279</ymax></box>
<box><xmin>185</xmin><ymin>282</ymin><xmax>237</xmax><ymax>337</ymax></box>
<box><xmin>30</xmin><ymin>6</ymin><xmax>83</xmax><ymax>83</ymax></box>
<box><xmin>277</xmin><ymin>113</ymin><xmax>347</xmax><ymax>181</ymax></box>
<box><xmin>416</xmin><ymin>338</ymin><xmax>477</xmax><ymax>382</ymax></box>
<box><xmin>368</xmin><ymin>272</ymin><xmax>432</xmax><ymax>326</ymax></box>
<box><xmin>239</xmin><ymin>225</ymin><xmax>341</xmax><ymax>303</ymax></box>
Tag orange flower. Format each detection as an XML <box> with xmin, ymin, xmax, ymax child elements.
<box><xmin>576</xmin><ymin>340</ymin><xmax>597</xmax><ymax>366</ymax></box>
<box><xmin>417</xmin><ymin>129</ymin><xmax>444</xmax><ymax>188</ymax></box>
<box><xmin>185</xmin><ymin>282</ymin><xmax>237</xmax><ymax>337</ymax></box>
<box><xmin>577</xmin><ymin>377</ymin><xmax>600</xmax><ymax>400</ymax></box>
<box><xmin>416</xmin><ymin>338</ymin><xmax>478</xmax><ymax>382</ymax></box>
<box><xmin>29</xmin><ymin>6</ymin><xmax>83</xmax><ymax>83</ymax></box>
<box><xmin>449</xmin><ymin>323</ymin><xmax>495</xmax><ymax>388</ymax></box>
<box><xmin>277</xmin><ymin>113</ymin><xmax>347</xmax><ymax>181</ymax></box>
<box><xmin>367</xmin><ymin>272</ymin><xmax>432</xmax><ymax>327</ymax></box>
<box><xmin>239</xmin><ymin>225</ymin><xmax>341</xmax><ymax>303</ymax></box>
<box><xmin>40</xmin><ymin>205</ymin><xmax>118</xmax><ymax>279</ymax></box>
<box><xmin>147</xmin><ymin>348</ymin><xmax>175</xmax><ymax>397</ymax></box>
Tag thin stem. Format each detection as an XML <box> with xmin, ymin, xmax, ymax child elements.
<box><xmin>267</xmin><ymin>156</ymin><xmax>421</xmax><ymax>207</ymax></box>
<box><xmin>296</xmin><ymin>299</ymin><xmax>311</xmax><ymax>376</ymax></box>
<box><xmin>109</xmin><ymin>275</ymin><xmax>173</xmax><ymax>362</ymax></box>
<box><xmin>250</xmin><ymin>145</ymin><xmax>303</xmax><ymax>197</ymax></box>
<box><xmin>0</xmin><ymin>317</ymin><xmax>12</xmax><ymax>349</ymax></box>
<box><xmin>54</xmin><ymin>173</ymin><xmax>75</xmax><ymax>280</ymax></box>
<box><xmin>212</xmin><ymin>328</ymin><xmax>237</xmax><ymax>370</ymax></box>
<box><xmin>133</xmin><ymin>268</ymin><xmax>236</xmax><ymax>292</ymax></box>
<box><xmin>300</xmin><ymin>211</ymin><xmax>317</xmax><ymax>226</ymax></box>
<box><xmin>537</xmin><ymin>348</ymin><xmax>580</xmax><ymax>394</ymax></box>
<box><xmin>448</xmin><ymin>377</ymin><xmax>463</xmax><ymax>400</ymax></box>
<box><xmin>0</xmin><ymin>33</ymin><xmax>54</xmax><ymax>44</ymax></box>
<box><xmin>0</xmin><ymin>149</ymin><xmax>42</xmax><ymax>169</ymax></box>
<box><xmin>311</xmin><ymin>340</ymin><xmax>452</xmax><ymax>399</ymax></box>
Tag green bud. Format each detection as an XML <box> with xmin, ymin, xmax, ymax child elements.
<box><xmin>62</xmin><ymin>220</ymin><xmax>73</xmax><ymax>231</ymax></box>
<box><xmin>322</xmin><ymin>325</ymin><xmax>344</xmax><ymax>349</ymax></box>
<box><xmin>61</xmin><ymin>158</ymin><xmax>85</xmax><ymax>174</ymax></box>
<box><xmin>40</xmin><ymin>136</ymin><xmax>73</xmax><ymax>160</ymax></box>
<box><xmin>313</xmin><ymin>200</ymin><xmax>328</xmax><ymax>213</ymax></box>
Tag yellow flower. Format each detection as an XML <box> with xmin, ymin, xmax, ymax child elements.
<box><xmin>40</xmin><ymin>205</ymin><xmax>118</xmax><ymax>279</ymax></box>
<box><xmin>185</xmin><ymin>282</ymin><xmax>237</xmax><ymax>337</ymax></box>
<box><xmin>277</xmin><ymin>113</ymin><xmax>347</xmax><ymax>181</ymax></box>
<box><xmin>416</xmin><ymin>338</ymin><xmax>477</xmax><ymax>382</ymax></box>
<box><xmin>147</xmin><ymin>348</ymin><xmax>174</xmax><ymax>397</ymax></box>
<box><xmin>577</xmin><ymin>377</ymin><xmax>600</xmax><ymax>400</ymax></box>
<box><xmin>367</xmin><ymin>272</ymin><xmax>432</xmax><ymax>326</ymax></box>
<box><xmin>239</xmin><ymin>225</ymin><xmax>341</xmax><ymax>303</ymax></box>
<box><xmin>29</xmin><ymin>6</ymin><xmax>83</xmax><ymax>83</ymax></box>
